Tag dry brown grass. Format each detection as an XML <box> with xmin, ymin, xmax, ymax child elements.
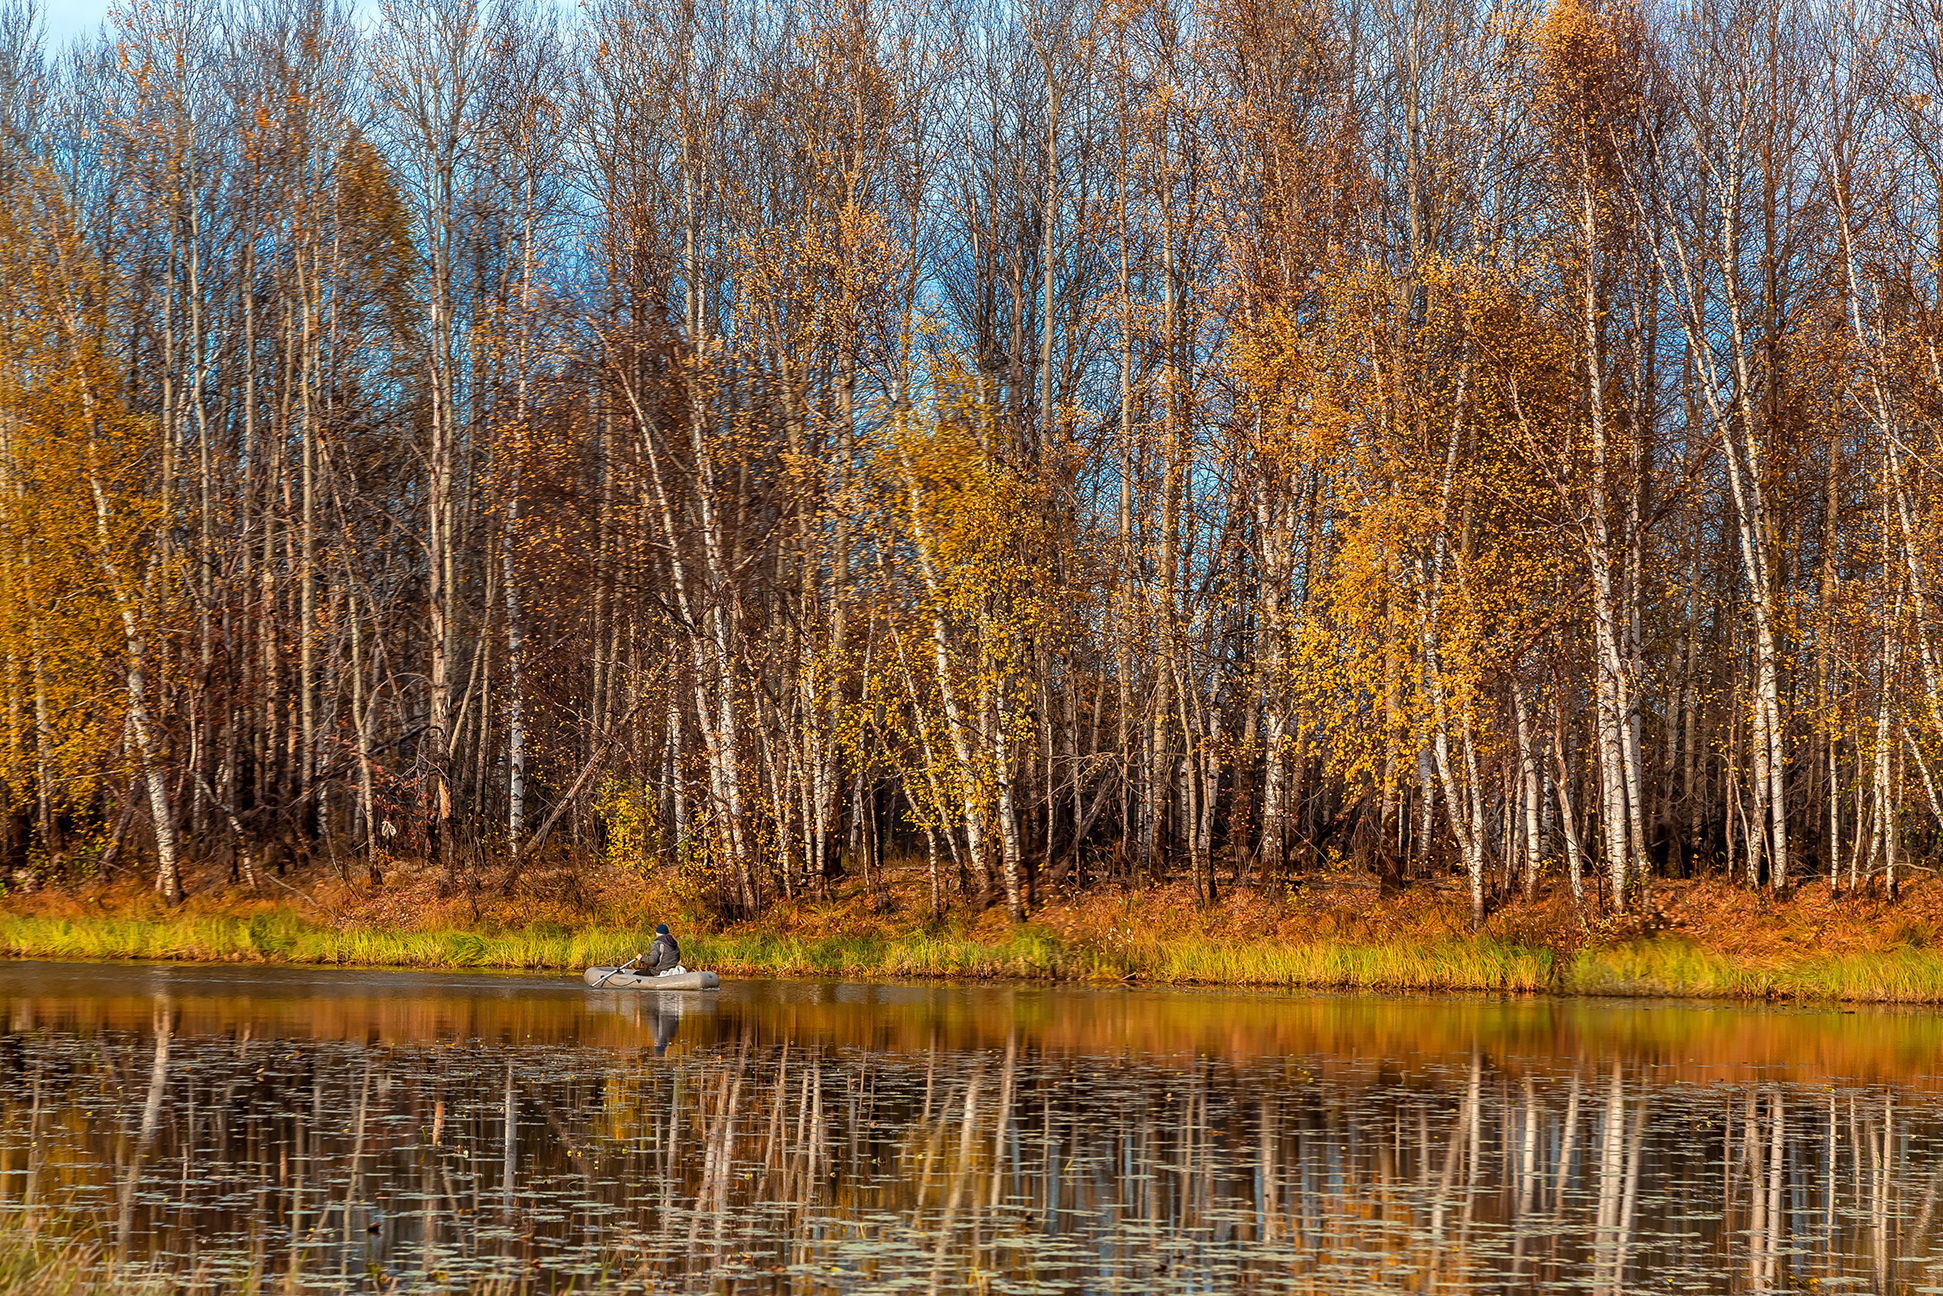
<box><xmin>12</xmin><ymin>850</ymin><xmax>1937</xmax><ymax>958</ymax></box>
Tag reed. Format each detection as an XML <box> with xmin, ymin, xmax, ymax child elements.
<box><xmin>0</xmin><ymin>1222</ymin><xmax>560</xmax><ymax>1295</ymax></box>
<box><xmin>0</xmin><ymin>1229</ymin><xmax>167</xmax><ymax>1296</ymax></box>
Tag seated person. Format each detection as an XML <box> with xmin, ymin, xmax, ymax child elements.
<box><xmin>642</xmin><ymin>923</ymin><xmax>682</xmax><ymax>976</ymax></box>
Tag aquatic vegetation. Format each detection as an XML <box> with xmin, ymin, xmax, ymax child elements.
<box><xmin>0</xmin><ymin>1224</ymin><xmax>549</xmax><ymax>1294</ymax></box>
<box><xmin>0</xmin><ymin>1232</ymin><xmax>130</xmax><ymax>1295</ymax></box>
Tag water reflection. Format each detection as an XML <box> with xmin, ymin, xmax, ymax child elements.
<box><xmin>2</xmin><ymin>962</ymin><xmax>1943</xmax><ymax>1292</ymax></box>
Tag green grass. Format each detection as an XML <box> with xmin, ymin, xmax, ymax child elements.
<box><xmin>1564</xmin><ymin>938</ymin><xmax>1943</xmax><ymax>1002</ymax></box>
<box><xmin>14</xmin><ymin>907</ymin><xmax>1943</xmax><ymax>1002</ymax></box>
<box><xmin>1138</xmin><ymin>935</ymin><xmax>1555</xmax><ymax>991</ymax></box>
<box><xmin>0</xmin><ymin>909</ymin><xmax>1554</xmax><ymax>993</ymax></box>
<box><xmin>0</xmin><ymin>911</ymin><xmax>648</xmax><ymax>971</ymax></box>
<box><xmin>691</xmin><ymin>926</ymin><xmax>1086</xmax><ymax>980</ymax></box>
<box><xmin>0</xmin><ymin>909</ymin><xmax>1549</xmax><ymax>989</ymax></box>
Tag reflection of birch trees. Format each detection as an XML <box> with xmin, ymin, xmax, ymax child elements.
<box><xmin>15</xmin><ymin>1006</ymin><xmax>1943</xmax><ymax>1290</ymax></box>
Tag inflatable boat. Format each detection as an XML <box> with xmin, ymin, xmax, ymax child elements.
<box><xmin>583</xmin><ymin>965</ymin><xmax>721</xmax><ymax>991</ymax></box>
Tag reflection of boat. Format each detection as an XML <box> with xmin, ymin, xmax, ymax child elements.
<box><xmin>583</xmin><ymin>967</ymin><xmax>721</xmax><ymax>990</ymax></box>
<box><xmin>585</xmin><ymin>988</ymin><xmax>694</xmax><ymax>1054</ymax></box>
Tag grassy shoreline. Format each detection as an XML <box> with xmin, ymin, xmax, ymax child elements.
<box><xmin>7</xmin><ymin>876</ymin><xmax>1943</xmax><ymax>1003</ymax></box>
<box><xmin>0</xmin><ymin>907</ymin><xmax>1561</xmax><ymax>991</ymax></box>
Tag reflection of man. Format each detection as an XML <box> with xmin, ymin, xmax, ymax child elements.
<box><xmin>642</xmin><ymin>924</ymin><xmax>682</xmax><ymax>976</ymax></box>
<box><xmin>650</xmin><ymin>997</ymin><xmax>680</xmax><ymax>1057</ymax></box>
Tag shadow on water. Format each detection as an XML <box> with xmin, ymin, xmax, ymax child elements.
<box><xmin>2</xmin><ymin>961</ymin><xmax>1943</xmax><ymax>1292</ymax></box>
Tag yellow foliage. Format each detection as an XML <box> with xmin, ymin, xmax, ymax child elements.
<box><xmin>1235</xmin><ymin>256</ymin><xmax>1578</xmax><ymax>787</ymax></box>
<box><xmin>0</xmin><ymin>170</ymin><xmax>171</xmax><ymax>812</ymax></box>
<box><xmin>593</xmin><ymin>776</ymin><xmax>657</xmax><ymax>876</ymax></box>
<box><xmin>856</xmin><ymin>365</ymin><xmax>1057</xmax><ymax>841</ymax></box>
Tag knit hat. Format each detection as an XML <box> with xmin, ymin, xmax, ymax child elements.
<box><xmin>655</xmin><ymin>923</ymin><xmax>670</xmax><ymax>935</ymax></box>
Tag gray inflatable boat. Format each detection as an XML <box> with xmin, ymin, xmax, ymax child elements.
<box><xmin>584</xmin><ymin>966</ymin><xmax>721</xmax><ymax>990</ymax></box>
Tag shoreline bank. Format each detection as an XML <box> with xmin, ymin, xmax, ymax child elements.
<box><xmin>4</xmin><ymin>883</ymin><xmax>1943</xmax><ymax>1004</ymax></box>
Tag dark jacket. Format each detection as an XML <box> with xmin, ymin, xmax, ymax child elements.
<box><xmin>644</xmin><ymin>932</ymin><xmax>681</xmax><ymax>975</ymax></box>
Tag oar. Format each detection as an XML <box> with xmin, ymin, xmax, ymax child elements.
<box><xmin>592</xmin><ymin>954</ymin><xmax>643</xmax><ymax>987</ymax></box>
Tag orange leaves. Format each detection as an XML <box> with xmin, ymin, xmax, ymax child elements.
<box><xmin>734</xmin><ymin>199</ymin><xmax>905</xmax><ymax>358</ymax></box>
<box><xmin>1533</xmin><ymin>0</ymin><xmax>1652</xmax><ymax>181</ymax></box>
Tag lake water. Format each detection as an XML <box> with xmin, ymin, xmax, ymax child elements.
<box><xmin>3</xmin><ymin>962</ymin><xmax>1943</xmax><ymax>1293</ymax></box>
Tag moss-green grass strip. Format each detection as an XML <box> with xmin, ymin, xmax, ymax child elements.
<box><xmin>12</xmin><ymin>911</ymin><xmax>1943</xmax><ymax>1001</ymax></box>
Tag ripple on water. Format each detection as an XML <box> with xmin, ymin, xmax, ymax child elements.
<box><xmin>0</xmin><ymin>964</ymin><xmax>1942</xmax><ymax>1291</ymax></box>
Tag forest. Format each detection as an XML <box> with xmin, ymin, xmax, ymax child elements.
<box><xmin>0</xmin><ymin>0</ymin><xmax>1939</xmax><ymax>928</ymax></box>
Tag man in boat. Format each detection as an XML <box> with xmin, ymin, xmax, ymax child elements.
<box><xmin>641</xmin><ymin>923</ymin><xmax>682</xmax><ymax>977</ymax></box>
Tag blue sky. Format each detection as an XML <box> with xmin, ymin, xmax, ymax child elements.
<box><xmin>40</xmin><ymin>0</ymin><xmax>579</xmax><ymax>46</ymax></box>
<box><xmin>44</xmin><ymin>0</ymin><xmax>113</xmax><ymax>45</ymax></box>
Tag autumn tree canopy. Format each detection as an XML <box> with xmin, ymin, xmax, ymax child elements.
<box><xmin>3</xmin><ymin>0</ymin><xmax>1940</xmax><ymax>923</ymax></box>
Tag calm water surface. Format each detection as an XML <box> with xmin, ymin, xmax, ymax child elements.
<box><xmin>3</xmin><ymin>961</ymin><xmax>1943</xmax><ymax>1293</ymax></box>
